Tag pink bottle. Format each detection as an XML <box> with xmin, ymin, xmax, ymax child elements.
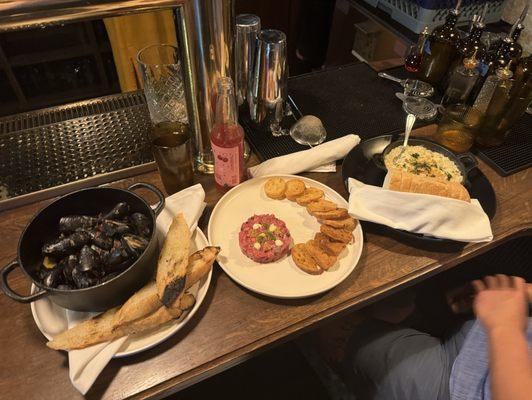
<box><xmin>210</xmin><ymin>77</ymin><xmax>245</xmax><ymax>191</ymax></box>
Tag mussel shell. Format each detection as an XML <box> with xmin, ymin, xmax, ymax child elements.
<box><xmin>78</xmin><ymin>245</ymin><xmax>100</xmax><ymax>272</ymax></box>
<box><xmin>101</xmin><ymin>219</ymin><xmax>131</xmax><ymax>237</ymax></box>
<box><xmin>121</xmin><ymin>234</ymin><xmax>149</xmax><ymax>257</ymax></box>
<box><xmin>59</xmin><ymin>215</ymin><xmax>97</xmax><ymax>232</ymax></box>
<box><xmin>71</xmin><ymin>268</ymin><xmax>99</xmax><ymax>289</ymax></box>
<box><xmin>105</xmin><ymin>247</ymin><xmax>130</xmax><ymax>267</ymax></box>
<box><xmin>41</xmin><ymin>268</ymin><xmax>63</xmax><ymax>288</ymax></box>
<box><xmin>103</xmin><ymin>202</ymin><xmax>130</xmax><ymax>220</ymax></box>
<box><xmin>90</xmin><ymin>244</ymin><xmax>109</xmax><ymax>259</ymax></box>
<box><xmin>42</xmin><ymin>231</ymin><xmax>90</xmax><ymax>256</ymax></box>
<box><xmin>62</xmin><ymin>255</ymin><xmax>78</xmax><ymax>284</ymax></box>
<box><xmin>131</xmin><ymin>212</ymin><xmax>151</xmax><ymax>238</ymax></box>
<box><xmin>88</xmin><ymin>230</ymin><xmax>113</xmax><ymax>250</ymax></box>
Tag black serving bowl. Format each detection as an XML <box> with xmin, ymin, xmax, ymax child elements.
<box><xmin>342</xmin><ymin>135</ymin><xmax>496</xmax><ymax>251</ymax></box>
<box><xmin>0</xmin><ymin>183</ymin><xmax>164</xmax><ymax>312</ymax></box>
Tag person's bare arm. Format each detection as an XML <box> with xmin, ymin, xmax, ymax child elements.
<box><xmin>472</xmin><ymin>275</ymin><xmax>532</xmax><ymax>400</ymax></box>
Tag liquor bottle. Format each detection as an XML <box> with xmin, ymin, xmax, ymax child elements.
<box><xmin>472</xmin><ymin>63</ymin><xmax>513</xmax><ymax>114</ymax></box>
<box><xmin>405</xmin><ymin>26</ymin><xmax>429</xmax><ymax>73</ymax></box>
<box><xmin>446</xmin><ymin>19</ymin><xmax>485</xmax><ymax>82</ymax></box>
<box><xmin>417</xmin><ymin>6</ymin><xmax>461</xmax><ymax>85</ymax></box>
<box><xmin>456</xmin><ymin>20</ymin><xmax>485</xmax><ymax>61</ymax></box>
<box><xmin>510</xmin><ymin>56</ymin><xmax>532</xmax><ymax>99</ymax></box>
<box><xmin>471</xmin><ymin>9</ymin><xmax>526</xmax><ymax>103</ymax></box>
<box><xmin>493</xmin><ymin>24</ymin><xmax>524</xmax><ymax>70</ymax></box>
<box><xmin>508</xmin><ymin>23</ymin><xmax>524</xmax><ymax>62</ymax></box>
<box><xmin>443</xmin><ymin>51</ymin><xmax>479</xmax><ymax>105</ymax></box>
<box><xmin>210</xmin><ymin>77</ymin><xmax>245</xmax><ymax>191</ymax></box>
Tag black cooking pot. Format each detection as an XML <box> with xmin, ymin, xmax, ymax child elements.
<box><xmin>0</xmin><ymin>183</ymin><xmax>164</xmax><ymax>312</ymax></box>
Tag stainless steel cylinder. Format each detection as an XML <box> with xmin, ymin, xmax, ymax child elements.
<box><xmin>235</xmin><ymin>14</ymin><xmax>260</xmax><ymax>109</ymax></box>
<box><xmin>186</xmin><ymin>0</ymin><xmax>235</xmax><ymax>173</ymax></box>
<box><xmin>249</xmin><ymin>29</ymin><xmax>288</xmax><ymax>132</ymax></box>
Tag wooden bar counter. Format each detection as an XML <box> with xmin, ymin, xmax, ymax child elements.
<box><xmin>0</xmin><ymin>127</ymin><xmax>530</xmax><ymax>399</ymax></box>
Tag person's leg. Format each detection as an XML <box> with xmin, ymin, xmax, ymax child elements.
<box><xmin>342</xmin><ymin>319</ymin><xmax>454</xmax><ymax>400</ymax></box>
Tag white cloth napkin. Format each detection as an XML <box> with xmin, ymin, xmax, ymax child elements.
<box><xmin>66</xmin><ymin>184</ymin><xmax>206</xmax><ymax>394</ymax></box>
<box><xmin>248</xmin><ymin>134</ymin><xmax>360</xmax><ymax>177</ymax></box>
<box><xmin>348</xmin><ymin>178</ymin><xmax>493</xmax><ymax>242</ymax></box>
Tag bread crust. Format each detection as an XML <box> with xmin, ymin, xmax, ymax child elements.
<box><xmin>319</xmin><ymin>217</ymin><xmax>357</xmax><ymax>231</ymax></box>
<box><xmin>291</xmin><ymin>243</ymin><xmax>323</xmax><ymax>275</ymax></box>
<box><xmin>307</xmin><ymin>199</ymin><xmax>338</xmax><ymax>213</ymax></box>
<box><xmin>296</xmin><ymin>187</ymin><xmax>324</xmax><ymax>205</ymax></box>
<box><xmin>320</xmin><ymin>225</ymin><xmax>352</xmax><ymax>244</ymax></box>
<box><xmin>310</xmin><ymin>208</ymin><xmax>349</xmax><ymax>220</ymax></box>
<box><xmin>285</xmin><ymin>179</ymin><xmax>306</xmax><ymax>200</ymax></box>
<box><xmin>388</xmin><ymin>169</ymin><xmax>470</xmax><ymax>202</ymax></box>
<box><xmin>304</xmin><ymin>240</ymin><xmax>337</xmax><ymax>270</ymax></box>
<box><xmin>264</xmin><ymin>177</ymin><xmax>287</xmax><ymax>199</ymax></box>
<box><xmin>314</xmin><ymin>233</ymin><xmax>346</xmax><ymax>256</ymax></box>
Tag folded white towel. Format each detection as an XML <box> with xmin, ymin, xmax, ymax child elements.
<box><xmin>66</xmin><ymin>184</ymin><xmax>206</xmax><ymax>394</ymax></box>
<box><xmin>348</xmin><ymin>178</ymin><xmax>493</xmax><ymax>242</ymax></box>
<box><xmin>248</xmin><ymin>135</ymin><xmax>360</xmax><ymax>177</ymax></box>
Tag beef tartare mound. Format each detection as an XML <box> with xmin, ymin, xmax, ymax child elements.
<box><xmin>239</xmin><ymin>214</ymin><xmax>292</xmax><ymax>263</ymax></box>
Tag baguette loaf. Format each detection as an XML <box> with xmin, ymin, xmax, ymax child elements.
<box><xmin>388</xmin><ymin>169</ymin><xmax>470</xmax><ymax>202</ymax></box>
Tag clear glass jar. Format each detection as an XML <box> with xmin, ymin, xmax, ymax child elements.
<box><xmin>433</xmin><ymin>104</ymin><xmax>482</xmax><ymax>153</ymax></box>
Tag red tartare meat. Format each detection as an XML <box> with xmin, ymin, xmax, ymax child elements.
<box><xmin>239</xmin><ymin>214</ymin><xmax>292</xmax><ymax>263</ymax></box>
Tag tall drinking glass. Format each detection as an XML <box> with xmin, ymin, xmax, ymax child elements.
<box><xmin>138</xmin><ymin>44</ymin><xmax>194</xmax><ymax>191</ymax></box>
<box><xmin>137</xmin><ymin>44</ymin><xmax>188</xmax><ymax>125</ymax></box>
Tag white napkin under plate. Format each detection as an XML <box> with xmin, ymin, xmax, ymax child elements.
<box><xmin>248</xmin><ymin>134</ymin><xmax>361</xmax><ymax>178</ymax></box>
<box><xmin>348</xmin><ymin>178</ymin><xmax>493</xmax><ymax>242</ymax></box>
<box><xmin>66</xmin><ymin>184</ymin><xmax>206</xmax><ymax>394</ymax></box>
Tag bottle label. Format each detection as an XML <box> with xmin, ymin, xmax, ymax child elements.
<box><xmin>211</xmin><ymin>141</ymin><xmax>242</xmax><ymax>188</ymax></box>
<box><xmin>477</xmin><ymin>62</ymin><xmax>489</xmax><ymax>77</ymax></box>
<box><xmin>423</xmin><ymin>40</ymin><xmax>431</xmax><ymax>55</ymax></box>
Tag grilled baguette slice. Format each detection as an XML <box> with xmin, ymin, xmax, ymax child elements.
<box><xmin>47</xmin><ymin>293</ymin><xmax>196</xmax><ymax>351</ymax></box>
<box><xmin>114</xmin><ymin>246</ymin><xmax>220</xmax><ymax>326</ymax></box>
<box><xmin>304</xmin><ymin>239</ymin><xmax>337</xmax><ymax>270</ymax></box>
<box><xmin>291</xmin><ymin>243</ymin><xmax>322</xmax><ymax>275</ymax></box>
<box><xmin>310</xmin><ymin>208</ymin><xmax>349</xmax><ymax>220</ymax></box>
<box><xmin>157</xmin><ymin>214</ymin><xmax>190</xmax><ymax>307</ymax></box>
<box><xmin>318</xmin><ymin>217</ymin><xmax>357</xmax><ymax>231</ymax></box>
<box><xmin>320</xmin><ymin>225</ymin><xmax>352</xmax><ymax>244</ymax></box>
<box><xmin>314</xmin><ymin>232</ymin><xmax>346</xmax><ymax>256</ymax></box>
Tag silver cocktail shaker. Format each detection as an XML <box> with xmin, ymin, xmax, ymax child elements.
<box><xmin>249</xmin><ymin>29</ymin><xmax>288</xmax><ymax>136</ymax></box>
<box><xmin>235</xmin><ymin>14</ymin><xmax>261</xmax><ymax>109</ymax></box>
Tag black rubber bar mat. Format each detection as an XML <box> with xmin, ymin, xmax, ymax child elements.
<box><xmin>241</xmin><ymin>63</ymin><xmax>429</xmax><ymax>161</ymax></box>
<box><xmin>474</xmin><ymin>113</ymin><xmax>532</xmax><ymax>177</ymax></box>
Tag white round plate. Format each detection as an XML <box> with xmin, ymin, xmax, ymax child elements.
<box><xmin>208</xmin><ymin>175</ymin><xmax>363</xmax><ymax>298</ymax></box>
<box><xmin>31</xmin><ymin>228</ymin><xmax>210</xmax><ymax>358</ymax></box>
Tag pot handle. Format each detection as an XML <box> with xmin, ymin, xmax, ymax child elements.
<box><xmin>0</xmin><ymin>260</ymin><xmax>48</xmax><ymax>303</ymax></box>
<box><xmin>128</xmin><ymin>182</ymin><xmax>165</xmax><ymax>216</ymax></box>
<box><xmin>458</xmin><ymin>153</ymin><xmax>478</xmax><ymax>174</ymax></box>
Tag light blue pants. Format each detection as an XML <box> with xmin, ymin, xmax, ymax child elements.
<box><xmin>342</xmin><ymin>319</ymin><xmax>474</xmax><ymax>400</ymax></box>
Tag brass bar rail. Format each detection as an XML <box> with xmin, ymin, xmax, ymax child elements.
<box><xmin>0</xmin><ymin>0</ymin><xmax>183</xmax><ymax>31</ymax></box>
